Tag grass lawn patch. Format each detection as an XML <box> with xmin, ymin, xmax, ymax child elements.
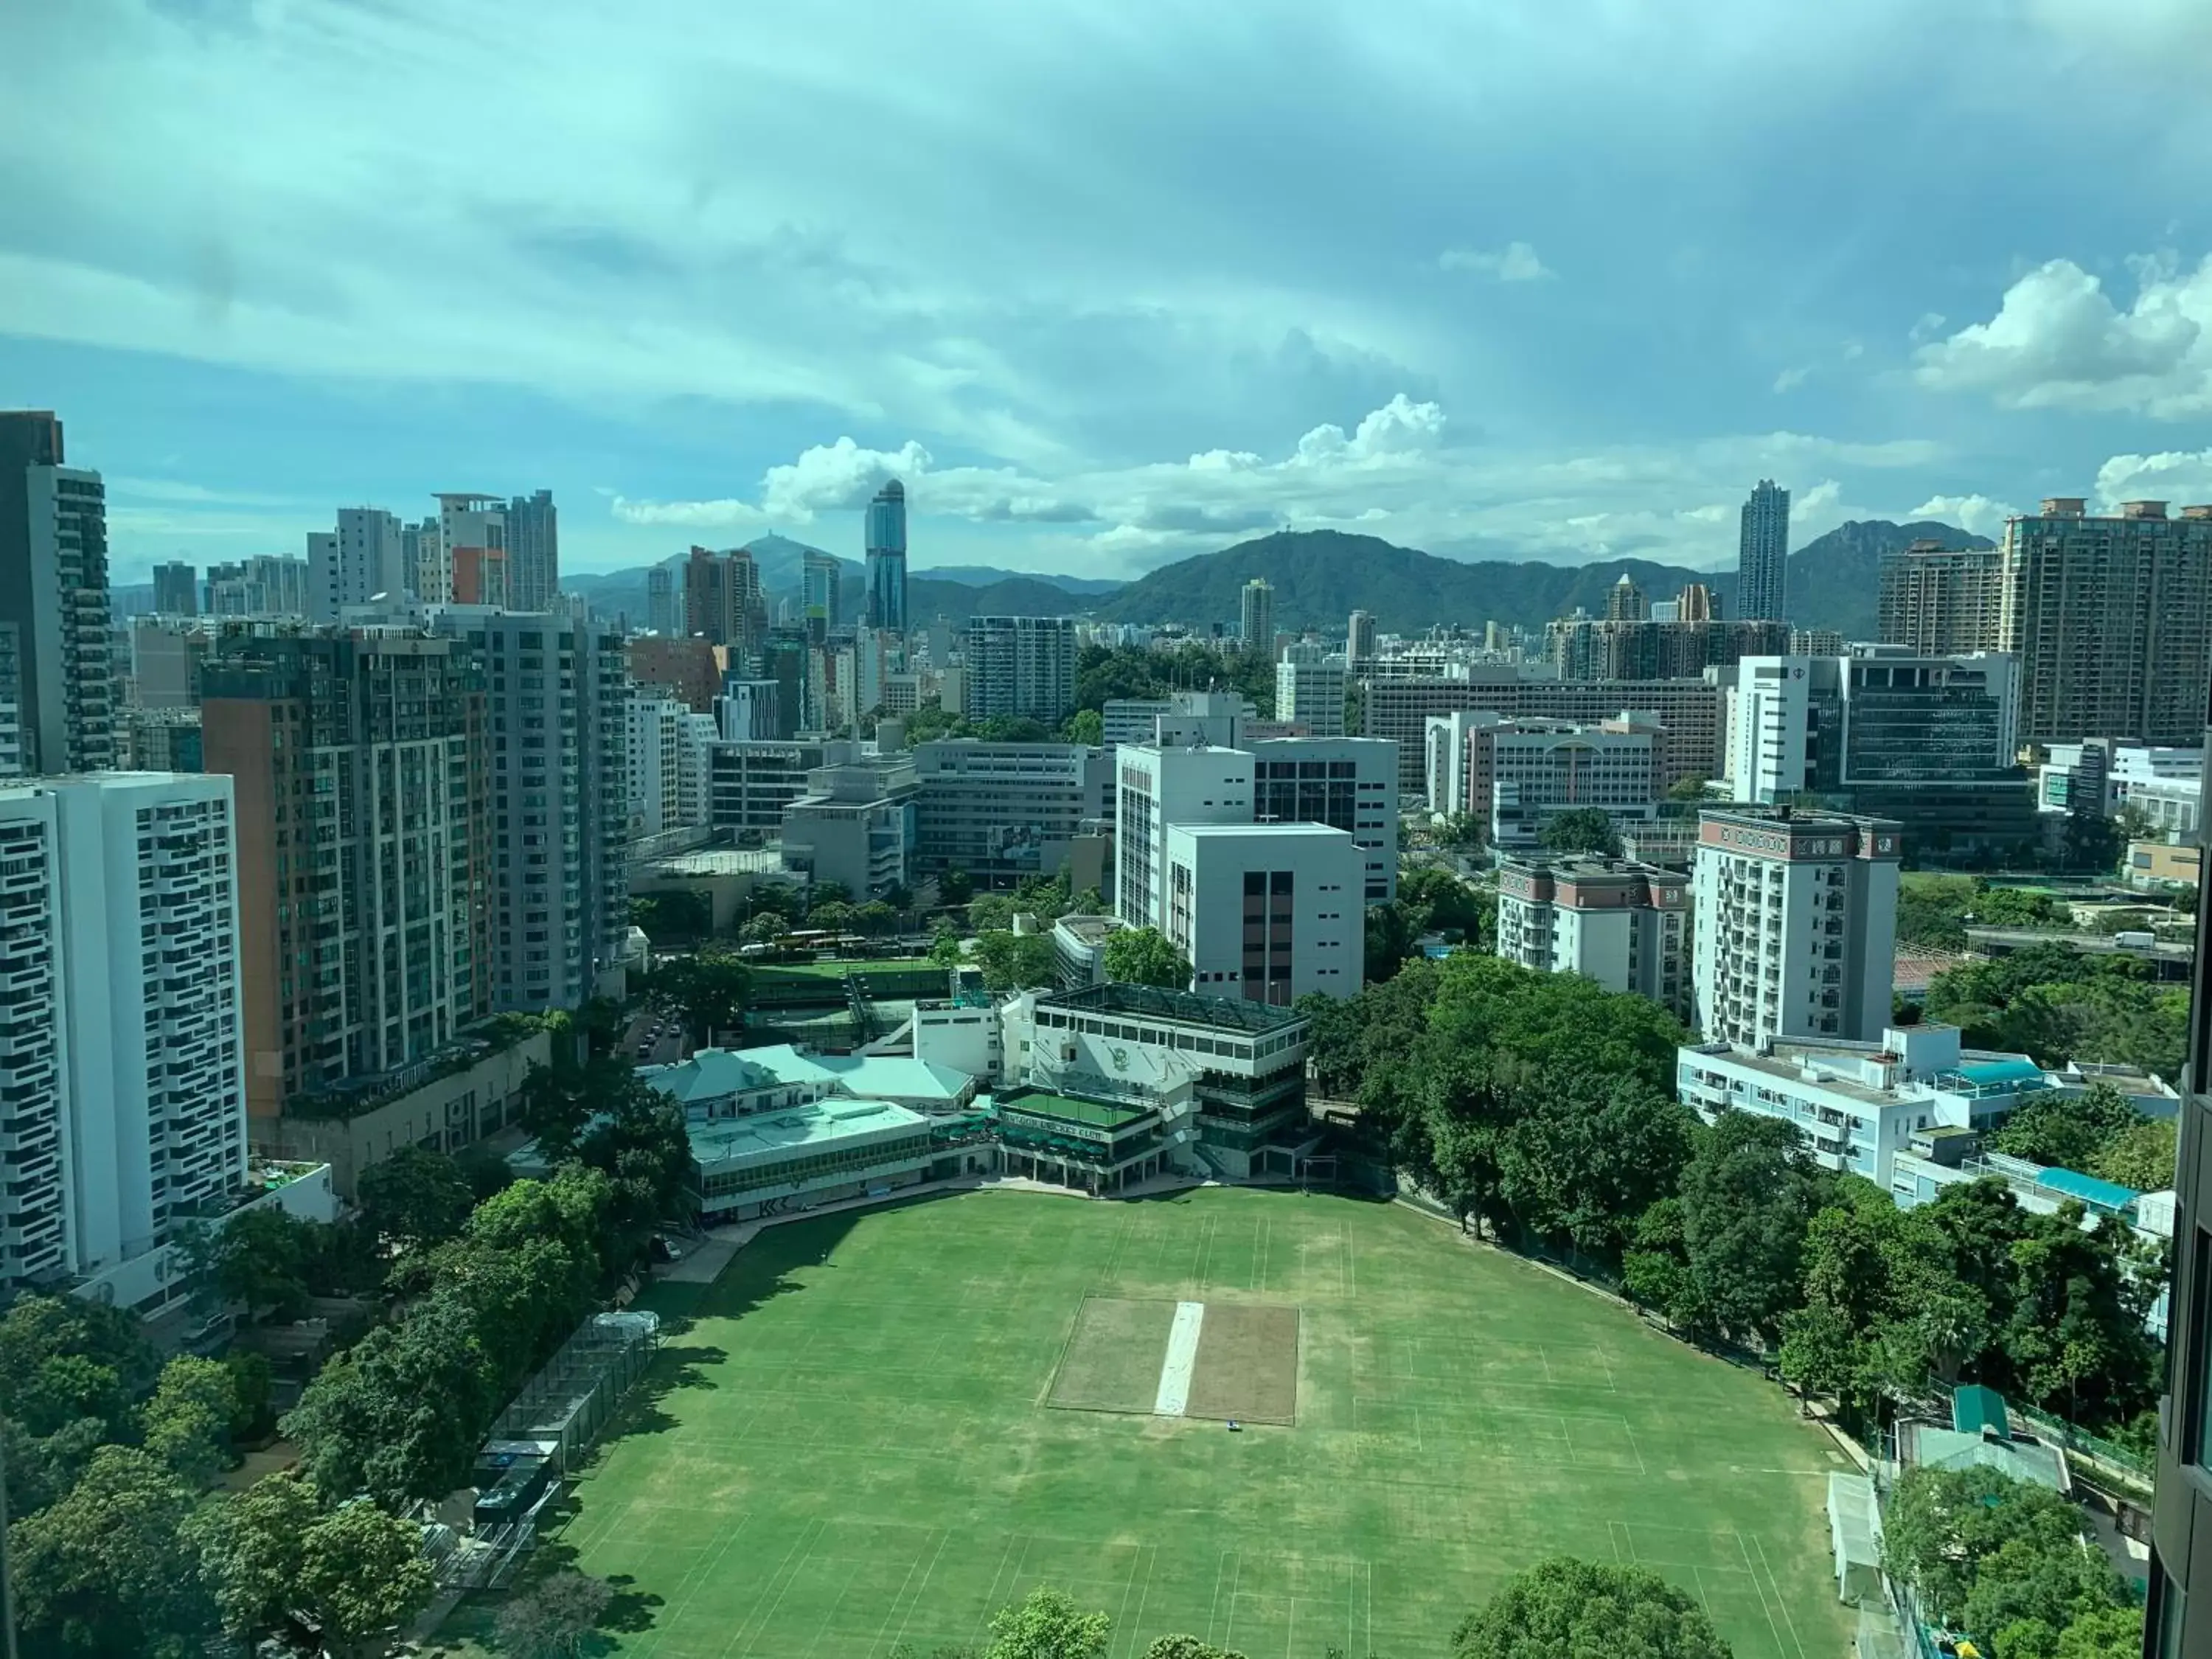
<box><xmin>1048</xmin><ymin>1296</ymin><xmax>1177</xmax><ymax>1414</ymax></box>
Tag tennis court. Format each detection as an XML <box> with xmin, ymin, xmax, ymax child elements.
<box><xmin>513</xmin><ymin>1187</ymin><xmax>1853</xmax><ymax>1658</ymax></box>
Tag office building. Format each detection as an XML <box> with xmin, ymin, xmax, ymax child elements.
<box><xmin>1164</xmin><ymin>822</ymin><xmax>1363</xmax><ymax>1001</ymax></box>
<box><xmin>779</xmin><ymin>757</ymin><xmax>917</xmax><ymax>897</ymax></box>
<box><xmin>205</xmin><ymin>554</ymin><xmax>310</xmax><ymax>618</ymax></box>
<box><xmin>1605</xmin><ymin>573</ymin><xmax>1648</xmax><ymax>622</ymax></box>
<box><xmin>1677</xmin><ymin>582</ymin><xmax>1717</xmax><ymax>622</ymax></box>
<box><xmin>1241</xmin><ymin>577</ymin><xmax>1275</xmax><ymax>653</ymax></box>
<box><xmin>718</xmin><ymin>679</ymin><xmax>785</xmax><ymax>743</ymax></box>
<box><xmin>153</xmin><ymin>561</ymin><xmax>198</xmax><ymax>615</ymax></box>
<box><xmin>962</xmin><ymin>614</ymin><xmax>1077</xmax><ymax>724</ymax></box>
<box><xmin>0</xmin><ymin>411</ymin><xmax>115</xmax><ymax>773</ymax></box>
<box><xmin>0</xmin><ymin>774</ymin><xmax>248</xmax><ymax>1312</ymax></box>
<box><xmin>627</xmin><ymin>694</ymin><xmax>689</xmax><ymax>838</ymax></box>
<box><xmin>504</xmin><ymin>488</ymin><xmax>558</xmax><ymax>611</ymax></box>
<box><xmin>1737</xmin><ymin>479</ymin><xmax>1790</xmax><ymax>622</ymax></box>
<box><xmin>864</xmin><ymin>479</ymin><xmax>908</xmax><ymax>633</ymax></box>
<box><xmin>451</xmin><ymin>543</ymin><xmax>508</xmax><ymax>607</ymax></box>
<box><xmin>910</xmin><ymin>740</ymin><xmax>1112</xmax><ymax>881</ymax></box>
<box><xmin>1440</xmin><ymin>714</ymin><xmax>1662</xmax><ymax>848</ymax></box>
<box><xmin>1276</xmin><ymin>644</ymin><xmax>1349</xmax><ymax>736</ymax></box>
<box><xmin>647</xmin><ymin>565</ymin><xmax>680</xmax><ymax>635</ymax></box>
<box><xmin>2000</xmin><ymin>498</ymin><xmax>2212</xmax><ymax>744</ymax></box>
<box><xmin>1546</xmin><ymin>616</ymin><xmax>1790</xmax><ymax>681</ymax></box>
<box><xmin>1116</xmin><ymin>742</ymin><xmax>1255</xmax><ymax>928</ymax></box>
<box><xmin>1877</xmin><ymin>540</ymin><xmax>2004</xmax><ymax>655</ymax></box>
<box><xmin>418</xmin><ymin>607</ymin><xmax>629</xmax><ymax>1009</ymax></box>
<box><xmin>709</xmin><ymin>737</ymin><xmax>849</xmax><ymax>835</ymax></box>
<box><xmin>1691</xmin><ymin>807</ymin><xmax>1901</xmax><ymax>1049</ymax></box>
<box><xmin>1363</xmin><ymin>674</ymin><xmax>1722</xmax><ymax>794</ymax></box>
<box><xmin>1103</xmin><ymin>690</ymin><xmax>1255</xmax><ymax>749</ymax></box>
<box><xmin>1788</xmin><ymin>628</ymin><xmax>1846</xmax><ymax>658</ymax></box>
<box><xmin>201</xmin><ymin>632</ymin><xmax>486</xmax><ymax>1122</ymax></box>
<box><xmin>1722</xmin><ymin>650</ymin><xmax>2020</xmax><ymax>800</ymax></box>
<box><xmin>1250</xmin><ymin>736</ymin><xmax>1398</xmax><ymax>902</ymax></box>
<box><xmin>2148</xmin><ymin>678</ymin><xmax>2212</xmax><ymax>1652</ymax></box>
<box><xmin>309</xmin><ymin>506</ymin><xmax>410</xmax><ymax>620</ymax></box>
<box><xmin>803</xmin><ymin>549</ymin><xmax>843</xmax><ymax>627</ymax></box>
<box><xmin>122</xmin><ymin>706</ymin><xmax>204</xmax><ymax>771</ymax></box>
<box><xmin>1495</xmin><ymin>855</ymin><xmax>1691</xmax><ymax>1018</ymax></box>
<box><xmin>1347</xmin><ymin>609</ymin><xmax>1378</xmax><ymax>667</ymax></box>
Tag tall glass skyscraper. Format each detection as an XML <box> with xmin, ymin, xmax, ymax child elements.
<box><xmin>1737</xmin><ymin>479</ymin><xmax>1790</xmax><ymax>622</ymax></box>
<box><xmin>864</xmin><ymin>479</ymin><xmax>908</xmax><ymax>633</ymax></box>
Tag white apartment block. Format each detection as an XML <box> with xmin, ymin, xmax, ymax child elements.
<box><xmin>308</xmin><ymin>506</ymin><xmax>410</xmax><ymax>620</ymax></box>
<box><xmin>1103</xmin><ymin>689</ymin><xmax>1254</xmax><ymax>749</ymax></box>
<box><xmin>627</xmin><ymin>695</ymin><xmax>688</xmax><ymax>838</ymax></box>
<box><xmin>1495</xmin><ymin>856</ymin><xmax>1691</xmax><ymax>1018</ymax></box>
<box><xmin>1447</xmin><ymin>714</ymin><xmax>1660</xmax><ymax>848</ymax></box>
<box><xmin>1164</xmin><ymin>822</ymin><xmax>1363</xmax><ymax>1002</ymax></box>
<box><xmin>961</xmin><ymin>614</ymin><xmax>1077</xmax><ymax>724</ymax></box>
<box><xmin>676</xmin><ymin>712</ymin><xmax>718</xmax><ymax>831</ymax></box>
<box><xmin>0</xmin><ymin>774</ymin><xmax>249</xmax><ymax>1313</ymax></box>
<box><xmin>1677</xmin><ymin>1022</ymin><xmax>2052</xmax><ymax>1189</ymax></box>
<box><xmin>1425</xmin><ymin>712</ymin><xmax>1484</xmax><ymax>815</ymax></box>
<box><xmin>910</xmin><ymin>740</ymin><xmax>1112</xmax><ymax>882</ymax></box>
<box><xmin>1275</xmin><ymin>647</ymin><xmax>1349</xmax><ymax>737</ymax></box>
<box><xmin>1691</xmin><ymin>808</ymin><xmax>1902</xmax><ymax>1049</ymax></box>
<box><xmin>779</xmin><ymin>759</ymin><xmax>916</xmax><ymax>899</ymax></box>
<box><xmin>1115</xmin><ymin>743</ymin><xmax>1254</xmax><ymax>928</ymax></box>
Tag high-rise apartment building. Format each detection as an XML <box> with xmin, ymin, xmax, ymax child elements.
<box><xmin>206</xmin><ymin>554</ymin><xmax>309</xmax><ymax>617</ymax></box>
<box><xmin>0</xmin><ymin>622</ymin><xmax>24</xmax><ymax>778</ymax></box>
<box><xmin>1604</xmin><ymin>574</ymin><xmax>1649</xmax><ymax>622</ymax></box>
<box><xmin>0</xmin><ymin>410</ymin><xmax>115</xmax><ymax>773</ymax></box>
<box><xmin>201</xmin><ymin>632</ymin><xmax>487</xmax><ymax>1123</ymax></box>
<box><xmin>1875</xmin><ymin>539</ymin><xmax>2003</xmax><ymax>655</ymax></box>
<box><xmin>1691</xmin><ymin>807</ymin><xmax>1901</xmax><ymax>1049</ymax></box>
<box><xmin>2148</xmin><ymin>695</ymin><xmax>2212</xmax><ymax>1654</ymax></box>
<box><xmin>681</xmin><ymin>545</ymin><xmax>765</xmax><ymax>652</ymax></box>
<box><xmin>627</xmin><ymin>693</ymin><xmax>689</xmax><ymax>838</ymax></box>
<box><xmin>505</xmin><ymin>488</ymin><xmax>559</xmax><ymax>611</ymax></box>
<box><xmin>1546</xmin><ymin>617</ymin><xmax>1790</xmax><ymax>681</ymax></box>
<box><xmin>1241</xmin><ymin>577</ymin><xmax>1275</xmax><ymax>655</ymax></box>
<box><xmin>1347</xmin><ymin>609</ymin><xmax>1378</xmax><ymax>667</ymax></box>
<box><xmin>1736</xmin><ymin>479</ymin><xmax>1790</xmax><ymax>622</ymax></box>
<box><xmin>962</xmin><ymin>614</ymin><xmax>1077</xmax><ymax>724</ymax></box>
<box><xmin>1275</xmin><ymin>644</ymin><xmax>1349</xmax><ymax>736</ymax></box>
<box><xmin>1998</xmin><ymin>498</ymin><xmax>2212</xmax><ymax>744</ymax></box>
<box><xmin>1495</xmin><ymin>855</ymin><xmax>1691</xmax><ymax>1018</ymax></box>
<box><xmin>1677</xmin><ymin>582</ymin><xmax>1717</xmax><ymax>622</ymax></box>
<box><xmin>865</xmin><ymin>479</ymin><xmax>908</xmax><ymax>633</ymax></box>
<box><xmin>647</xmin><ymin>565</ymin><xmax>681</xmax><ymax>635</ymax></box>
<box><xmin>0</xmin><ymin>773</ymin><xmax>247</xmax><ymax>1312</ymax></box>
<box><xmin>153</xmin><ymin>561</ymin><xmax>198</xmax><ymax>616</ymax></box>
<box><xmin>309</xmin><ymin>506</ymin><xmax>410</xmax><ymax>620</ymax></box>
<box><xmin>421</xmin><ymin>608</ymin><xmax>629</xmax><ymax>1011</ymax></box>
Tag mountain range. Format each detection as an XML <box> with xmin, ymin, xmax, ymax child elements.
<box><xmin>1084</xmin><ymin>520</ymin><xmax>1994</xmax><ymax>640</ymax></box>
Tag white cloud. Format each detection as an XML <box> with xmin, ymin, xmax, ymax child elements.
<box><xmin>2093</xmin><ymin>448</ymin><xmax>2212</xmax><ymax>511</ymax></box>
<box><xmin>1913</xmin><ymin>255</ymin><xmax>2212</xmax><ymax>417</ymax></box>
<box><xmin>1773</xmin><ymin>365</ymin><xmax>1813</xmax><ymax>393</ymax></box>
<box><xmin>1795</xmin><ymin>479</ymin><xmax>1843</xmax><ymax>516</ymax></box>
<box><xmin>1910</xmin><ymin>493</ymin><xmax>2020</xmax><ymax>537</ymax></box>
<box><xmin>760</xmin><ymin>438</ymin><xmax>933</xmax><ymax>521</ymax></box>
<box><xmin>1439</xmin><ymin>242</ymin><xmax>1553</xmax><ymax>282</ymax></box>
<box><xmin>1291</xmin><ymin>394</ymin><xmax>1447</xmax><ymax>465</ymax></box>
<box><xmin>609</xmin><ymin>495</ymin><xmax>769</xmax><ymax>529</ymax></box>
<box><xmin>1909</xmin><ymin>312</ymin><xmax>1947</xmax><ymax>344</ymax></box>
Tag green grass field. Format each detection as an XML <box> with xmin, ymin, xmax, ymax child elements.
<box><xmin>532</xmin><ymin>1188</ymin><xmax>1854</xmax><ymax>1658</ymax></box>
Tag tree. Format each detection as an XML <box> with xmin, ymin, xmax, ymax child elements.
<box><xmin>1621</xmin><ymin>1198</ymin><xmax>1707</xmax><ymax>1332</ymax></box>
<box><xmin>939</xmin><ymin>868</ymin><xmax>975</xmax><ymax>905</ymax></box>
<box><xmin>808</xmin><ymin>899</ymin><xmax>858</xmax><ymax>933</ymax></box>
<box><xmin>1989</xmin><ymin>1082</ymin><xmax>2144</xmax><ymax>1173</ymax></box>
<box><xmin>740</xmin><ymin>912</ymin><xmax>786</xmax><ymax>948</ymax></box>
<box><xmin>197</xmin><ymin>1472</ymin><xmax>436</xmax><ymax>1658</ymax></box>
<box><xmin>1494</xmin><ymin>1071</ymin><xmax>1697</xmax><ymax>1260</ymax></box>
<box><xmin>1363</xmin><ymin>898</ymin><xmax>1429</xmax><ymax>981</ymax></box>
<box><xmin>1450</xmin><ymin>1557</ymin><xmax>1729</xmax><ymax>1659</ymax></box>
<box><xmin>968</xmin><ymin>893</ymin><xmax>1016</xmax><ymax>933</ymax></box>
<box><xmin>2093</xmin><ymin>1116</ymin><xmax>2177</xmax><ymax>1190</ymax></box>
<box><xmin>206</xmin><ymin>1203</ymin><xmax>315</xmax><ymax>1321</ymax></box>
<box><xmin>1399</xmin><ymin>866</ymin><xmax>1495</xmax><ymax>948</ymax></box>
<box><xmin>856</xmin><ymin>899</ymin><xmax>900</xmax><ymax>937</ymax></box>
<box><xmin>357</xmin><ymin>1144</ymin><xmax>476</xmax><ymax>1248</ymax></box>
<box><xmin>496</xmin><ymin>1570</ymin><xmax>616</xmax><ymax>1659</ymax></box>
<box><xmin>1537</xmin><ymin>808</ymin><xmax>1621</xmax><ymax>859</ymax></box>
<box><xmin>139</xmin><ymin>1353</ymin><xmax>240</xmax><ymax>1488</ymax></box>
<box><xmin>1881</xmin><ymin>1465</ymin><xmax>2129</xmax><ymax>1645</ymax></box>
<box><xmin>1433</xmin><ymin>810</ymin><xmax>1486</xmax><ymax>851</ymax></box>
<box><xmin>1141</xmin><ymin>1641</ymin><xmax>1249</xmax><ymax>1659</ymax></box>
<box><xmin>1063</xmin><ymin>708</ymin><xmax>1105</xmax><ymax>745</ymax></box>
<box><xmin>1666</xmin><ymin>774</ymin><xmax>1711</xmax><ymax>802</ymax></box>
<box><xmin>983</xmin><ymin>1587</ymin><xmax>1113</xmax><ymax>1659</ymax></box>
<box><xmin>1102</xmin><ymin>926</ymin><xmax>1192</xmax><ymax>989</ymax></box>
<box><xmin>930</xmin><ymin>926</ymin><xmax>965</xmax><ymax>969</ymax></box>
<box><xmin>1677</xmin><ymin>1112</ymin><xmax>1829</xmax><ymax>1349</ymax></box>
<box><xmin>10</xmin><ymin>1444</ymin><xmax>217</xmax><ymax>1658</ymax></box>
<box><xmin>974</xmin><ymin>929</ymin><xmax>1057</xmax><ymax>993</ymax></box>
<box><xmin>648</xmin><ymin>951</ymin><xmax>752</xmax><ymax>1046</ymax></box>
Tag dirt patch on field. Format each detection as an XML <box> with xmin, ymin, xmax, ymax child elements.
<box><xmin>1183</xmin><ymin>1302</ymin><xmax>1300</xmax><ymax>1425</ymax></box>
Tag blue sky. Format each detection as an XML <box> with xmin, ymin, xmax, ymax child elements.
<box><xmin>6</xmin><ymin>0</ymin><xmax>2212</xmax><ymax>587</ymax></box>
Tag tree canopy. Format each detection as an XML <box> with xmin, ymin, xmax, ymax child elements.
<box><xmin>1102</xmin><ymin>925</ymin><xmax>1192</xmax><ymax>989</ymax></box>
<box><xmin>1537</xmin><ymin>808</ymin><xmax>1622</xmax><ymax>859</ymax></box>
<box><xmin>1451</xmin><ymin>1557</ymin><xmax>1731</xmax><ymax>1659</ymax></box>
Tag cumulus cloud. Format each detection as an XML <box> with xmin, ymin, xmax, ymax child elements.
<box><xmin>1913</xmin><ymin>256</ymin><xmax>2212</xmax><ymax>417</ymax></box>
<box><xmin>1910</xmin><ymin>493</ymin><xmax>2020</xmax><ymax>537</ymax></box>
<box><xmin>1292</xmin><ymin>394</ymin><xmax>1447</xmax><ymax>465</ymax></box>
<box><xmin>610</xmin><ymin>495</ymin><xmax>769</xmax><ymax>529</ymax></box>
<box><xmin>760</xmin><ymin>437</ymin><xmax>933</xmax><ymax>520</ymax></box>
<box><xmin>1795</xmin><ymin>479</ymin><xmax>1843</xmax><ymax>516</ymax></box>
<box><xmin>1439</xmin><ymin>242</ymin><xmax>1552</xmax><ymax>282</ymax></box>
<box><xmin>1773</xmin><ymin>365</ymin><xmax>1813</xmax><ymax>393</ymax></box>
<box><xmin>2093</xmin><ymin>449</ymin><xmax>2212</xmax><ymax>510</ymax></box>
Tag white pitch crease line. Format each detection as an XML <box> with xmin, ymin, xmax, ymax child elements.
<box><xmin>1153</xmin><ymin>1300</ymin><xmax>1206</xmax><ymax>1416</ymax></box>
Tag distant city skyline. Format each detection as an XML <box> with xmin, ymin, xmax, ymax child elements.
<box><xmin>6</xmin><ymin>1</ymin><xmax>2210</xmax><ymax>586</ymax></box>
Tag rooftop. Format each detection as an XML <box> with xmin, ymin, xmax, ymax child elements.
<box><xmin>993</xmin><ymin>1091</ymin><xmax>1152</xmax><ymax>1131</ymax></box>
<box><xmin>1041</xmin><ymin>980</ymin><xmax>1307</xmax><ymax>1036</ymax></box>
<box><xmin>642</xmin><ymin>1043</ymin><xmax>973</xmax><ymax>1106</ymax></box>
<box><xmin>1172</xmin><ymin>821</ymin><xmax>1351</xmax><ymax>839</ymax></box>
<box><xmin>687</xmin><ymin>1099</ymin><xmax>929</xmax><ymax>1172</ymax></box>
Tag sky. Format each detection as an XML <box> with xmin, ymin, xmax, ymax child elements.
<box><xmin>5</xmin><ymin>0</ymin><xmax>2212</xmax><ymax>588</ymax></box>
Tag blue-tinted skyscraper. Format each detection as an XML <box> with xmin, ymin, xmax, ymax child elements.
<box><xmin>864</xmin><ymin>479</ymin><xmax>908</xmax><ymax>633</ymax></box>
<box><xmin>1737</xmin><ymin>479</ymin><xmax>1790</xmax><ymax>622</ymax></box>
